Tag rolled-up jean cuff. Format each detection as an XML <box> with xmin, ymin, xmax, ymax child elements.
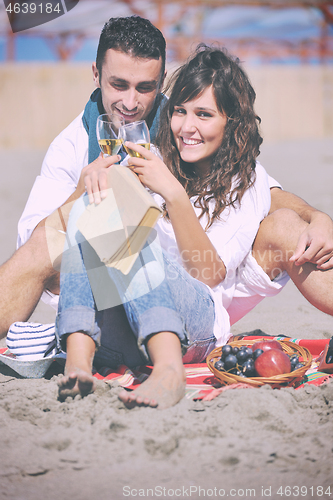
<box><xmin>137</xmin><ymin>307</ymin><xmax>187</xmax><ymax>360</ymax></box>
<box><xmin>56</xmin><ymin>306</ymin><xmax>101</xmax><ymax>352</ymax></box>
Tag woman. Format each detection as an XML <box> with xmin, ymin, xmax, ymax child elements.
<box><xmin>56</xmin><ymin>45</ymin><xmax>275</xmax><ymax>408</ymax></box>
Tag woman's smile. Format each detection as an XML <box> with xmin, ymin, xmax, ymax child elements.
<box><xmin>181</xmin><ymin>137</ymin><xmax>204</xmax><ymax>146</ymax></box>
<box><xmin>171</xmin><ymin>85</ymin><xmax>227</xmax><ymax>174</ymax></box>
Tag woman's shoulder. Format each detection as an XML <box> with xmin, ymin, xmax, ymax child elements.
<box><xmin>254</xmin><ymin>160</ymin><xmax>268</xmax><ymax>178</ymax></box>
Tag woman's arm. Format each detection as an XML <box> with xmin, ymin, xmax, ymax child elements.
<box><xmin>127</xmin><ymin>143</ymin><xmax>226</xmax><ymax>288</ymax></box>
<box><xmin>165</xmin><ymin>187</ymin><xmax>226</xmax><ymax>287</ymax></box>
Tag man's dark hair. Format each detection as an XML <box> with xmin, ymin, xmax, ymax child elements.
<box><xmin>96</xmin><ymin>16</ymin><xmax>166</xmax><ymax>81</ymax></box>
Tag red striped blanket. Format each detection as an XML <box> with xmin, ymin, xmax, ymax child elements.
<box><xmin>93</xmin><ymin>336</ymin><xmax>333</xmax><ymax>401</ymax></box>
<box><xmin>1</xmin><ymin>336</ymin><xmax>332</xmax><ymax>399</ymax></box>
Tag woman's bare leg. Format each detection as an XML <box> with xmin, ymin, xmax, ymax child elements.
<box><xmin>58</xmin><ymin>332</ymin><xmax>96</xmax><ymax>401</ymax></box>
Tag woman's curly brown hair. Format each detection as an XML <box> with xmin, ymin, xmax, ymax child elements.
<box><xmin>155</xmin><ymin>44</ymin><xmax>263</xmax><ymax>229</ymax></box>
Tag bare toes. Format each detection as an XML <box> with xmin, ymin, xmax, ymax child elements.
<box><xmin>118</xmin><ymin>389</ymin><xmax>158</xmax><ymax>408</ymax></box>
<box><xmin>58</xmin><ymin>373</ymin><xmax>77</xmax><ymax>390</ymax></box>
<box><xmin>58</xmin><ymin>371</ymin><xmax>95</xmax><ymax>401</ymax></box>
<box><xmin>77</xmin><ymin>377</ymin><xmax>95</xmax><ymax>398</ymax></box>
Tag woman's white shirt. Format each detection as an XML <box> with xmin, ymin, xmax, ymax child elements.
<box><xmin>151</xmin><ymin>162</ymin><xmax>272</xmax><ymax>346</ymax></box>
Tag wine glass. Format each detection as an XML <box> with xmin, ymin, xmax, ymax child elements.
<box><xmin>118</xmin><ymin>120</ymin><xmax>150</xmax><ymax>159</ymax></box>
<box><xmin>96</xmin><ymin>113</ymin><xmax>124</xmax><ymax>157</ymax></box>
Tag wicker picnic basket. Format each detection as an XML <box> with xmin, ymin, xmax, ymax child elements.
<box><xmin>206</xmin><ymin>338</ymin><xmax>312</xmax><ymax>389</ymax></box>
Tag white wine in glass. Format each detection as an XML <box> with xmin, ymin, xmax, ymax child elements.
<box><xmin>123</xmin><ymin>143</ymin><xmax>150</xmax><ymax>158</ymax></box>
<box><xmin>119</xmin><ymin>120</ymin><xmax>150</xmax><ymax>159</ymax></box>
<box><xmin>96</xmin><ymin>114</ymin><xmax>124</xmax><ymax>157</ymax></box>
<box><xmin>98</xmin><ymin>138</ymin><xmax>123</xmax><ymax>156</ymax></box>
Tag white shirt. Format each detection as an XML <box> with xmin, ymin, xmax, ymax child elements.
<box><xmin>17</xmin><ymin>112</ymin><xmax>88</xmax><ymax>248</ymax></box>
<box><xmin>17</xmin><ymin>112</ymin><xmax>282</xmax><ymax>331</ymax></box>
<box><xmin>17</xmin><ymin>112</ymin><xmax>281</xmax><ymax>248</ymax></box>
<box><xmin>151</xmin><ymin>162</ymin><xmax>272</xmax><ymax>346</ymax></box>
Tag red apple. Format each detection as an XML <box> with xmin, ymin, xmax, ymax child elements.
<box><xmin>254</xmin><ymin>349</ymin><xmax>291</xmax><ymax>377</ymax></box>
<box><xmin>251</xmin><ymin>340</ymin><xmax>283</xmax><ymax>353</ymax></box>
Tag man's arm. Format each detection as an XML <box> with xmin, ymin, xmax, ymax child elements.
<box><xmin>36</xmin><ymin>153</ymin><xmax>120</xmax><ymax>232</ymax></box>
<box><xmin>17</xmin><ymin>113</ymin><xmax>88</xmax><ymax>248</ymax></box>
<box><xmin>270</xmin><ymin>187</ymin><xmax>333</xmax><ymax>269</ymax></box>
<box><xmin>17</xmin><ymin>113</ymin><xmax>118</xmax><ymax>245</ymax></box>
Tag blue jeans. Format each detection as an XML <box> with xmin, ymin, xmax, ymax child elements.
<box><xmin>55</xmin><ymin>196</ymin><xmax>217</xmax><ymax>367</ymax></box>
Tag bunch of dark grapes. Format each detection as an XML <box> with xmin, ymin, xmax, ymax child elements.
<box><xmin>214</xmin><ymin>344</ymin><xmax>304</xmax><ymax>378</ymax></box>
<box><xmin>214</xmin><ymin>344</ymin><xmax>258</xmax><ymax>378</ymax></box>
<box><xmin>289</xmin><ymin>354</ymin><xmax>304</xmax><ymax>371</ymax></box>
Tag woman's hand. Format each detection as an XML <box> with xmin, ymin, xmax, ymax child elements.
<box><xmin>126</xmin><ymin>143</ymin><xmax>226</xmax><ymax>287</ymax></box>
<box><xmin>79</xmin><ymin>153</ymin><xmax>121</xmax><ymax>204</ymax></box>
<box><xmin>126</xmin><ymin>142</ymin><xmax>184</xmax><ymax>202</ymax></box>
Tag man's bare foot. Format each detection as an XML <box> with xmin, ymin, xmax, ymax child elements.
<box><xmin>58</xmin><ymin>369</ymin><xmax>96</xmax><ymax>401</ymax></box>
<box><xmin>118</xmin><ymin>364</ymin><xmax>186</xmax><ymax>410</ymax></box>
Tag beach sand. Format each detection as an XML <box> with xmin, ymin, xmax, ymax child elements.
<box><xmin>0</xmin><ymin>140</ymin><xmax>332</xmax><ymax>500</ymax></box>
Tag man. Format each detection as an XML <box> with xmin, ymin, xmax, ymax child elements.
<box><xmin>0</xmin><ymin>14</ymin><xmax>332</xmax><ymax>345</ymax></box>
<box><xmin>0</xmin><ymin>15</ymin><xmax>167</xmax><ymax>336</ymax></box>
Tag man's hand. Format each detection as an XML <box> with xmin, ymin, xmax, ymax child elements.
<box><xmin>270</xmin><ymin>187</ymin><xmax>333</xmax><ymax>270</ymax></box>
<box><xmin>79</xmin><ymin>153</ymin><xmax>121</xmax><ymax>204</ymax></box>
<box><xmin>289</xmin><ymin>212</ymin><xmax>333</xmax><ymax>269</ymax></box>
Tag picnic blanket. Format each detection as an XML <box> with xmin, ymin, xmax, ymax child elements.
<box><xmin>93</xmin><ymin>336</ymin><xmax>333</xmax><ymax>401</ymax></box>
<box><xmin>1</xmin><ymin>336</ymin><xmax>332</xmax><ymax>400</ymax></box>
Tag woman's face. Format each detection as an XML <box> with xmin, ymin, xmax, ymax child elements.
<box><xmin>171</xmin><ymin>85</ymin><xmax>227</xmax><ymax>175</ymax></box>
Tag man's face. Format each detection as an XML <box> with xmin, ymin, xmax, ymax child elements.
<box><xmin>92</xmin><ymin>48</ymin><xmax>164</xmax><ymax>123</ymax></box>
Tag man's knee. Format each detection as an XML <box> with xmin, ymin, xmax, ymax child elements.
<box><xmin>18</xmin><ymin>226</ymin><xmax>59</xmax><ymax>284</ymax></box>
<box><xmin>253</xmin><ymin>209</ymin><xmax>306</xmax><ymax>279</ymax></box>
<box><xmin>20</xmin><ymin>226</ymin><xmax>49</xmax><ymax>262</ymax></box>
<box><xmin>265</xmin><ymin>207</ymin><xmax>302</xmax><ymax>229</ymax></box>
<box><xmin>258</xmin><ymin>208</ymin><xmax>305</xmax><ymax>248</ymax></box>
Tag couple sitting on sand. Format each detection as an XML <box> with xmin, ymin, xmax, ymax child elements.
<box><xmin>1</xmin><ymin>16</ymin><xmax>333</xmax><ymax>409</ymax></box>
